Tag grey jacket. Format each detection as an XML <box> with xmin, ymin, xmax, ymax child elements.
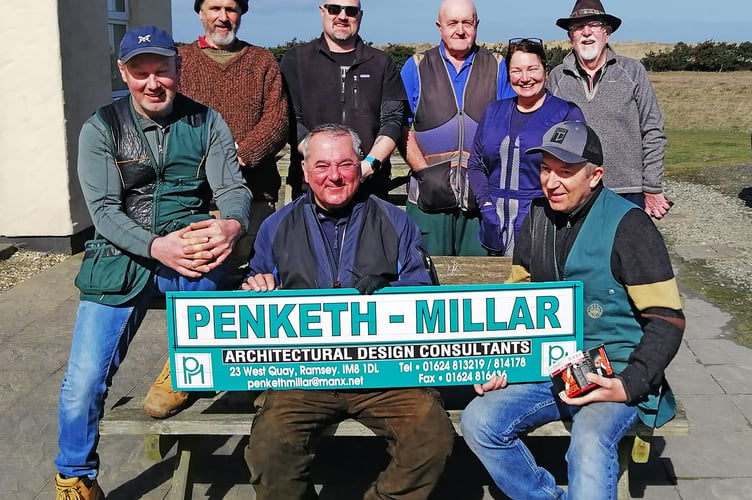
<box><xmin>548</xmin><ymin>48</ymin><xmax>667</xmax><ymax>194</ymax></box>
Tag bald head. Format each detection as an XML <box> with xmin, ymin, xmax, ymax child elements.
<box><xmin>438</xmin><ymin>0</ymin><xmax>477</xmax><ymax>23</ymax></box>
<box><xmin>437</xmin><ymin>0</ymin><xmax>478</xmax><ymax>61</ymax></box>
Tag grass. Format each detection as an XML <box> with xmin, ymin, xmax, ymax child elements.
<box><xmin>649</xmin><ymin>71</ymin><xmax>752</xmax><ymax>346</ymax></box>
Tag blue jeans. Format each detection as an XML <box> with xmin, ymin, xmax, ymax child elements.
<box><xmin>55</xmin><ymin>265</ymin><xmax>229</xmax><ymax>479</ymax></box>
<box><xmin>460</xmin><ymin>382</ymin><xmax>638</xmax><ymax>500</ymax></box>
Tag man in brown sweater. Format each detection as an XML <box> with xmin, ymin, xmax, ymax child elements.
<box><xmin>143</xmin><ymin>0</ymin><xmax>288</xmax><ymax>419</ymax></box>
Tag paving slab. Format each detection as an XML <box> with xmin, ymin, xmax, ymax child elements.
<box><xmin>730</xmin><ymin>395</ymin><xmax>752</xmax><ymax>423</ymax></box>
<box><xmin>685</xmin><ymin>338</ymin><xmax>752</xmax><ymax>365</ymax></box>
<box><xmin>706</xmin><ymin>363</ymin><xmax>752</xmax><ymax>395</ymax></box>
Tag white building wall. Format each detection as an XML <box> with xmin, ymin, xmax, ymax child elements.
<box><xmin>0</xmin><ymin>0</ymin><xmax>171</xmax><ymax>252</ymax></box>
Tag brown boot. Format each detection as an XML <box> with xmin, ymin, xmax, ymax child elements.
<box><xmin>55</xmin><ymin>474</ymin><xmax>104</xmax><ymax>500</ymax></box>
<box><xmin>143</xmin><ymin>360</ymin><xmax>190</xmax><ymax>418</ymax></box>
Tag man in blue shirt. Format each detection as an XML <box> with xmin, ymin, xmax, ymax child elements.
<box><xmin>400</xmin><ymin>0</ymin><xmax>515</xmax><ymax>256</ymax></box>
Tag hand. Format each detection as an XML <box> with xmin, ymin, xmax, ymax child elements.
<box><xmin>150</xmin><ymin>230</ymin><xmax>212</xmax><ymax>278</ymax></box>
<box><xmin>241</xmin><ymin>273</ymin><xmax>277</xmax><ymax>292</ymax></box>
<box><xmin>559</xmin><ymin>373</ymin><xmax>628</xmax><ymax>406</ymax></box>
<box><xmin>360</xmin><ymin>159</ymin><xmax>374</xmax><ymax>179</ymax></box>
<box><xmin>644</xmin><ymin>192</ymin><xmax>671</xmax><ymax>219</ymax></box>
<box><xmin>473</xmin><ymin>371</ymin><xmax>508</xmax><ymax>396</ymax></box>
<box><xmin>181</xmin><ymin>218</ymin><xmax>243</xmax><ymax>270</ymax></box>
<box><xmin>353</xmin><ymin>274</ymin><xmax>391</xmax><ymax>295</ymax></box>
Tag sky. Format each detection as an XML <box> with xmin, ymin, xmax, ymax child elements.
<box><xmin>170</xmin><ymin>0</ymin><xmax>751</xmax><ymax>47</ymax></box>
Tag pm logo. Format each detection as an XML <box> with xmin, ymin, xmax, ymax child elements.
<box><xmin>540</xmin><ymin>341</ymin><xmax>577</xmax><ymax>376</ymax></box>
<box><xmin>174</xmin><ymin>353</ymin><xmax>213</xmax><ymax>389</ymax></box>
<box><xmin>551</xmin><ymin>127</ymin><xmax>568</xmax><ymax>144</ymax></box>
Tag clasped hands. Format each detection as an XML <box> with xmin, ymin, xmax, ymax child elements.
<box><xmin>150</xmin><ymin>218</ymin><xmax>242</xmax><ymax>278</ymax></box>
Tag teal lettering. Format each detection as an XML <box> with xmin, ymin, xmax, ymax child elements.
<box><xmin>187</xmin><ymin>305</ymin><xmax>210</xmax><ymax>339</ymax></box>
<box><xmin>214</xmin><ymin>305</ymin><xmax>236</xmax><ymax>339</ymax></box>
<box><xmin>351</xmin><ymin>301</ymin><xmax>377</xmax><ymax>335</ymax></box>
<box><xmin>485</xmin><ymin>297</ymin><xmax>508</xmax><ymax>330</ymax></box>
<box><xmin>508</xmin><ymin>297</ymin><xmax>534</xmax><ymax>330</ymax></box>
<box><xmin>323</xmin><ymin>302</ymin><xmax>348</xmax><ymax>336</ymax></box>
<box><xmin>416</xmin><ymin>300</ymin><xmax>445</xmax><ymax>334</ymax></box>
<box><xmin>299</xmin><ymin>303</ymin><xmax>322</xmax><ymax>337</ymax></box>
<box><xmin>239</xmin><ymin>304</ymin><xmax>265</xmax><ymax>339</ymax></box>
<box><xmin>449</xmin><ymin>299</ymin><xmax>459</xmax><ymax>333</ymax></box>
<box><xmin>537</xmin><ymin>296</ymin><xmax>561</xmax><ymax>328</ymax></box>
<box><xmin>462</xmin><ymin>298</ymin><xmax>483</xmax><ymax>332</ymax></box>
<box><xmin>269</xmin><ymin>304</ymin><xmax>296</xmax><ymax>338</ymax></box>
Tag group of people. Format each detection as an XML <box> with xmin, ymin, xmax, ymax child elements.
<box><xmin>53</xmin><ymin>0</ymin><xmax>685</xmax><ymax>499</ymax></box>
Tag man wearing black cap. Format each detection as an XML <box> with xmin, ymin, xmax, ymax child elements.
<box><xmin>461</xmin><ymin>121</ymin><xmax>685</xmax><ymax>499</ymax></box>
<box><xmin>548</xmin><ymin>0</ymin><xmax>672</xmax><ymax>220</ymax></box>
<box><xmin>53</xmin><ymin>26</ymin><xmax>251</xmax><ymax>499</ymax></box>
<box><xmin>144</xmin><ymin>0</ymin><xmax>289</xmax><ymax>420</ymax></box>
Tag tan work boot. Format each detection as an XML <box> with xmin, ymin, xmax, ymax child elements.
<box><xmin>143</xmin><ymin>360</ymin><xmax>190</xmax><ymax>418</ymax></box>
<box><xmin>55</xmin><ymin>473</ymin><xmax>104</xmax><ymax>500</ymax></box>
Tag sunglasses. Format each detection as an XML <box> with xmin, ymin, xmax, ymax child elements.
<box><xmin>508</xmin><ymin>38</ymin><xmax>544</xmax><ymax>47</ymax></box>
<box><xmin>323</xmin><ymin>4</ymin><xmax>361</xmax><ymax>17</ymax></box>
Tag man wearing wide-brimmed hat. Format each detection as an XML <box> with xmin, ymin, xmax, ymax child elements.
<box><xmin>548</xmin><ymin>0</ymin><xmax>672</xmax><ymax>220</ymax></box>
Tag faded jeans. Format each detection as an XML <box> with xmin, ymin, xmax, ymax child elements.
<box><xmin>245</xmin><ymin>388</ymin><xmax>456</xmax><ymax>500</ymax></box>
<box><xmin>55</xmin><ymin>265</ymin><xmax>228</xmax><ymax>479</ymax></box>
<box><xmin>461</xmin><ymin>382</ymin><xmax>638</xmax><ymax>500</ymax></box>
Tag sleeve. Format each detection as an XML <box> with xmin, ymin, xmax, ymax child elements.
<box><xmin>280</xmin><ymin>49</ymin><xmax>309</xmax><ymax>146</ymax></box>
<box><xmin>205</xmin><ymin>112</ymin><xmax>253</xmax><ymax>233</ymax></box>
<box><xmin>467</xmin><ymin>106</ymin><xmax>492</xmax><ymax>206</ymax></box>
<box><xmin>497</xmin><ymin>58</ymin><xmax>517</xmax><ymax>100</ymax></box>
<box><xmin>378</xmin><ymin>100</ymin><xmax>405</xmax><ymax>143</ymax></box>
<box><xmin>400</xmin><ymin>55</ymin><xmax>420</xmax><ymax>117</ymax></box>
<box><xmin>235</xmin><ymin>50</ymin><xmax>289</xmax><ymax>167</ymax></box>
<box><xmin>506</xmin><ymin>207</ymin><xmax>533</xmax><ymax>284</ymax></box>
<box><xmin>76</xmin><ymin>118</ymin><xmax>156</xmax><ymax>257</ymax></box>
<box><xmin>632</xmin><ymin>60</ymin><xmax>667</xmax><ymax>193</ymax></box>
<box><xmin>247</xmin><ymin>215</ymin><xmax>278</xmax><ymax>280</ymax></box>
<box><xmin>393</xmin><ymin>209</ymin><xmax>438</xmax><ymax>287</ymax></box>
<box><xmin>612</xmin><ymin>209</ymin><xmax>685</xmax><ymax>402</ymax></box>
<box><xmin>378</xmin><ymin>56</ymin><xmax>409</xmax><ymax>141</ymax></box>
<box><xmin>565</xmin><ymin>101</ymin><xmax>586</xmax><ymax>123</ymax></box>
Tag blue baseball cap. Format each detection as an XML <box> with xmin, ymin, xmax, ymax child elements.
<box><xmin>119</xmin><ymin>25</ymin><xmax>177</xmax><ymax>64</ymax></box>
<box><xmin>526</xmin><ymin>121</ymin><xmax>604</xmax><ymax>166</ymax></box>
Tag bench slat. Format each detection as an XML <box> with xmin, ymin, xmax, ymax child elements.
<box><xmin>101</xmin><ymin>394</ymin><xmax>689</xmax><ymax>438</ymax></box>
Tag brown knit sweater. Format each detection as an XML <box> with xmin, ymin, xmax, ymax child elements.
<box><xmin>179</xmin><ymin>41</ymin><xmax>288</xmax><ymax>201</ymax></box>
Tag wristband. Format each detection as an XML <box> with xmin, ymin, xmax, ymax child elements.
<box><xmin>365</xmin><ymin>155</ymin><xmax>382</xmax><ymax>172</ymax></box>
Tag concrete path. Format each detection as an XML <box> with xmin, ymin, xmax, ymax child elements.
<box><xmin>1</xmin><ymin>255</ymin><xmax>750</xmax><ymax>499</ymax></box>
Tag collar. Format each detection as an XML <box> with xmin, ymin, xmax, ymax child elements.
<box><xmin>317</xmin><ymin>33</ymin><xmax>364</xmax><ymax>60</ymax></box>
<box><xmin>197</xmin><ymin>35</ymin><xmax>242</xmax><ymax>51</ymax></box>
<box><xmin>439</xmin><ymin>41</ymin><xmax>478</xmax><ymax>67</ymax></box>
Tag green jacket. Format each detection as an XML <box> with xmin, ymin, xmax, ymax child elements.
<box><xmin>75</xmin><ymin>94</ymin><xmax>251</xmax><ymax>305</ymax></box>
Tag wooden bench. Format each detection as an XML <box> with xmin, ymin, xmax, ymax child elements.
<box><xmin>99</xmin><ymin>256</ymin><xmax>690</xmax><ymax>499</ymax></box>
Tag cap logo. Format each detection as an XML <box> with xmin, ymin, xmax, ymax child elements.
<box><xmin>138</xmin><ymin>35</ymin><xmax>151</xmax><ymax>44</ymax></box>
<box><xmin>551</xmin><ymin>127</ymin><xmax>569</xmax><ymax>144</ymax></box>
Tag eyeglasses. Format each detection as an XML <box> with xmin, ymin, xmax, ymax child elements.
<box><xmin>323</xmin><ymin>4</ymin><xmax>361</xmax><ymax>17</ymax></box>
<box><xmin>508</xmin><ymin>38</ymin><xmax>544</xmax><ymax>48</ymax></box>
<box><xmin>568</xmin><ymin>20</ymin><xmax>608</xmax><ymax>33</ymax></box>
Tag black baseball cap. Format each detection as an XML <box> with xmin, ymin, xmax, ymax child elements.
<box><xmin>526</xmin><ymin>121</ymin><xmax>603</xmax><ymax>166</ymax></box>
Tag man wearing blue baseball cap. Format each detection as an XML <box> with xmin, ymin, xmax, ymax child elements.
<box><xmin>53</xmin><ymin>25</ymin><xmax>251</xmax><ymax>499</ymax></box>
<box><xmin>461</xmin><ymin>121</ymin><xmax>685</xmax><ymax>499</ymax></box>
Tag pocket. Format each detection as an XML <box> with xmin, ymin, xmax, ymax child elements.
<box><xmin>74</xmin><ymin>239</ymin><xmax>140</xmax><ymax>295</ymax></box>
<box><xmin>413</xmin><ymin>161</ymin><xmax>458</xmax><ymax>213</ymax></box>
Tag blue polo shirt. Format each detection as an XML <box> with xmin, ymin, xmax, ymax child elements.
<box><xmin>401</xmin><ymin>42</ymin><xmax>516</xmax><ymax>119</ymax></box>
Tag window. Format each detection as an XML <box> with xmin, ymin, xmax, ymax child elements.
<box><xmin>108</xmin><ymin>0</ymin><xmax>129</xmax><ymax>97</ymax></box>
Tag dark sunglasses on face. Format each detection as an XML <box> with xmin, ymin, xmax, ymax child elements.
<box><xmin>323</xmin><ymin>4</ymin><xmax>361</xmax><ymax>17</ymax></box>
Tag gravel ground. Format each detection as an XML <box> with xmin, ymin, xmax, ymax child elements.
<box><xmin>661</xmin><ymin>178</ymin><xmax>752</xmax><ymax>290</ymax></box>
<box><xmin>0</xmin><ymin>249</ymin><xmax>70</xmax><ymax>294</ymax></box>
